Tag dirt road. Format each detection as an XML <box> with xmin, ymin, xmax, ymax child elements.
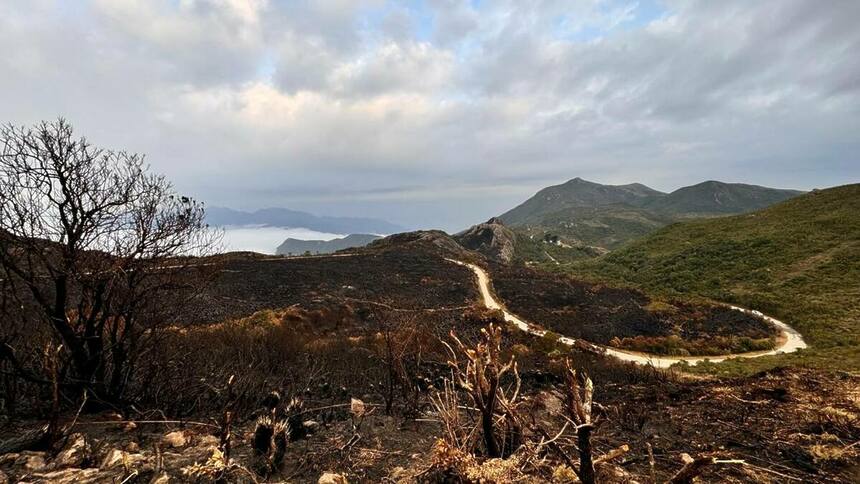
<box><xmin>449</xmin><ymin>259</ymin><xmax>808</xmax><ymax>368</ymax></box>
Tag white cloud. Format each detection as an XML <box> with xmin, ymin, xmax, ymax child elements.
<box><xmin>0</xmin><ymin>0</ymin><xmax>858</xmax><ymax>231</ymax></box>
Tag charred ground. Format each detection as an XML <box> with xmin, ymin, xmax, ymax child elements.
<box><xmin>2</xmin><ymin>229</ymin><xmax>856</xmax><ymax>483</ymax></box>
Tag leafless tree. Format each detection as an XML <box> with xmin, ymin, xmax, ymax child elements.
<box><xmin>446</xmin><ymin>324</ymin><xmax>522</xmax><ymax>458</ymax></box>
<box><xmin>0</xmin><ymin>118</ymin><xmax>220</xmax><ymax>405</ymax></box>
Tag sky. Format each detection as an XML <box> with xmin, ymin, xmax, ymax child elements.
<box><xmin>1</xmin><ymin>0</ymin><xmax>858</xmax><ymax>232</ymax></box>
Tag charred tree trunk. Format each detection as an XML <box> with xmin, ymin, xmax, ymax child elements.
<box><xmin>577</xmin><ymin>423</ymin><xmax>595</xmax><ymax>484</ymax></box>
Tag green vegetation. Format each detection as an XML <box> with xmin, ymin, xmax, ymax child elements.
<box><xmin>610</xmin><ymin>334</ymin><xmax>775</xmax><ymax>357</ymax></box>
<box><xmin>516</xmin><ymin>204</ymin><xmax>671</xmax><ymax>250</ymax></box>
<box><xmin>560</xmin><ymin>184</ymin><xmax>860</xmax><ymax>374</ymax></box>
<box><xmin>500</xmin><ymin>177</ymin><xmax>802</xmax><ymax>252</ymax></box>
<box><xmin>511</xmin><ymin>231</ymin><xmax>601</xmax><ymax>265</ymax></box>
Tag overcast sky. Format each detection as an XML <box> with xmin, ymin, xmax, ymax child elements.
<box><xmin>2</xmin><ymin>1</ymin><xmax>858</xmax><ymax>231</ymax></box>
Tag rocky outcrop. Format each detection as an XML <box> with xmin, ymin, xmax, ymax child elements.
<box><xmin>366</xmin><ymin>230</ymin><xmax>474</xmax><ymax>259</ymax></box>
<box><xmin>454</xmin><ymin>218</ymin><xmax>517</xmax><ymax>263</ymax></box>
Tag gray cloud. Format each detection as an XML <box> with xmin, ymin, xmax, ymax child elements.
<box><xmin>0</xmin><ymin>0</ymin><xmax>858</xmax><ymax>231</ymax></box>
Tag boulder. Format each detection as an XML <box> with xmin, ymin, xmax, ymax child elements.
<box><xmin>318</xmin><ymin>472</ymin><xmax>348</xmax><ymax>484</ymax></box>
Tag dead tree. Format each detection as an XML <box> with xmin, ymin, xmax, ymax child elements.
<box><xmin>0</xmin><ymin>118</ymin><xmax>219</xmax><ymax>405</ymax></box>
<box><xmin>447</xmin><ymin>324</ymin><xmax>522</xmax><ymax>458</ymax></box>
<box><xmin>373</xmin><ymin>312</ymin><xmax>420</xmax><ymax>416</ymax></box>
<box><xmin>563</xmin><ymin>359</ymin><xmax>596</xmax><ymax>484</ymax></box>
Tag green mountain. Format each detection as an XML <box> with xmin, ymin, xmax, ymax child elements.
<box><xmin>499</xmin><ymin>177</ymin><xmax>665</xmax><ymax>226</ymax></box>
<box><xmin>570</xmin><ymin>184</ymin><xmax>860</xmax><ymax>372</ymax></box>
<box><xmin>499</xmin><ymin>178</ymin><xmax>802</xmax><ymax>250</ymax></box>
<box><xmin>644</xmin><ymin>180</ymin><xmax>804</xmax><ymax>217</ymax></box>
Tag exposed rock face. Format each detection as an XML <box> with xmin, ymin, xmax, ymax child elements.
<box><xmin>454</xmin><ymin>218</ymin><xmax>517</xmax><ymax>263</ymax></box>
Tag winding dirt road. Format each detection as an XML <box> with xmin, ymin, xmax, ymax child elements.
<box><xmin>448</xmin><ymin>259</ymin><xmax>807</xmax><ymax>368</ymax></box>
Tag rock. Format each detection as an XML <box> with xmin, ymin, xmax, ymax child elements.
<box><xmin>318</xmin><ymin>472</ymin><xmax>348</xmax><ymax>484</ymax></box>
<box><xmin>302</xmin><ymin>420</ymin><xmax>320</xmax><ymax>434</ymax></box>
<box><xmin>123</xmin><ymin>421</ymin><xmax>138</xmax><ymax>432</ymax></box>
<box><xmin>31</xmin><ymin>468</ymin><xmax>101</xmax><ymax>484</ymax></box>
<box><xmin>18</xmin><ymin>451</ymin><xmax>47</xmax><ymax>472</ymax></box>
<box><xmin>125</xmin><ymin>441</ymin><xmax>140</xmax><ymax>453</ymax></box>
<box><xmin>52</xmin><ymin>433</ymin><xmax>90</xmax><ymax>469</ymax></box>
<box><xmin>162</xmin><ymin>430</ymin><xmax>187</xmax><ymax>448</ymax></box>
<box><xmin>453</xmin><ymin>218</ymin><xmax>517</xmax><ymax>263</ymax></box>
<box><xmin>100</xmin><ymin>449</ymin><xmax>145</xmax><ymax>470</ymax></box>
<box><xmin>0</xmin><ymin>468</ymin><xmax>7</xmax><ymax>484</ymax></box>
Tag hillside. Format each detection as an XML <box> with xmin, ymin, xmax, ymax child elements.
<box><xmin>499</xmin><ymin>177</ymin><xmax>665</xmax><ymax>226</ymax></box>
<box><xmin>515</xmin><ymin>204</ymin><xmax>672</xmax><ymax>250</ymax></box>
<box><xmin>644</xmin><ymin>180</ymin><xmax>804</xmax><ymax>217</ymax></box>
<box><xmin>275</xmin><ymin>233</ymin><xmax>380</xmax><ymax>255</ymax></box>
<box><xmin>499</xmin><ymin>178</ymin><xmax>803</xmax><ymax>251</ymax></box>
<box><xmin>569</xmin><ymin>184</ymin><xmax>860</xmax><ymax>372</ymax></box>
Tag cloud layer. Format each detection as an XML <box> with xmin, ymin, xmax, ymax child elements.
<box><xmin>2</xmin><ymin>0</ymin><xmax>858</xmax><ymax>230</ymax></box>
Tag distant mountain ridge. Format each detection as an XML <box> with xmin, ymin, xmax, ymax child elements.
<box><xmin>643</xmin><ymin>180</ymin><xmax>805</xmax><ymax>216</ymax></box>
<box><xmin>276</xmin><ymin>234</ymin><xmax>381</xmax><ymax>255</ymax></box>
<box><xmin>498</xmin><ymin>178</ymin><xmax>803</xmax><ymax>250</ymax></box>
<box><xmin>207</xmin><ymin>207</ymin><xmax>404</xmax><ymax>235</ymax></box>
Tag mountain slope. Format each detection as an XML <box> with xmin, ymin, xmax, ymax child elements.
<box><xmin>645</xmin><ymin>180</ymin><xmax>804</xmax><ymax>217</ymax></box>
<box><xmin>499</xmin><ymin>177</ymin><xmax>665</xmax><ymax>226</ymax></box>
<box><xmin>571</xmin><ymin>184</ymin><xmax>860</xmax><ymax>372</ymax></box>
<box><xmin>275</xmin><ymin>234</ymin><xmax>381</xmax><ymax>255</ymax></box>
<box><xmin>499</xmin><ymin>178</ymin><xmax>803</xmax><ymax>251</ymax></box>
<box><xmin>207</xmin><ymin>207</ymin><xmax>403</xmax><ymax>234</ymax></box>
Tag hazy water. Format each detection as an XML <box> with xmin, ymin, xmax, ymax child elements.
<box><xmin>220</xmin><ymin>226</ymin><xmax>344</xmax><ymax>254</ymax></box>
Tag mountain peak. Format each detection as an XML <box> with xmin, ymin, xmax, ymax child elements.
<box><xmin>499</xmin><ymin>178</ymin><xmax>662</xmax><ymax>226</ymax></box>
